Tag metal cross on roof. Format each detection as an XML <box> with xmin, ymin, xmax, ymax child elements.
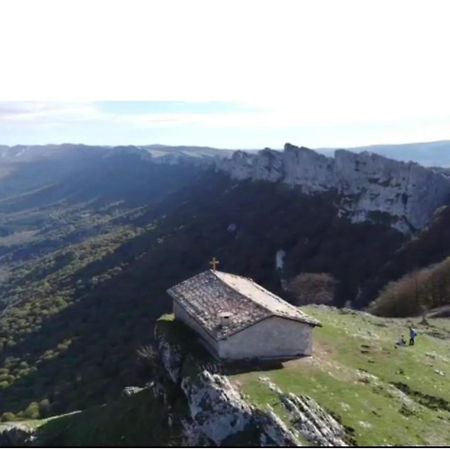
<box><xmin>209</xmin><ymin>257</ymin><xmax>220</xmax><ymax>271</ymax></box>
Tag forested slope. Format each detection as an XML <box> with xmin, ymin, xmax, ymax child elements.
<box><xmin>0</xmin><ymin>145</ymin><xmax>448</xmax><ymax>421</ymax></box>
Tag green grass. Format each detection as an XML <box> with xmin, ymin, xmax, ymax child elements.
<box><xmin>6</xmin><ymin>308</ymin><xmax>450</xmax><ymax>447</ymax></box>
<box><xmin>29</xmin><ymin>388</ymin><xmax>183</xmax><ymax>447</ymax></box>
<box><xmin>232</xmin><ymin>307</ymin><xmax>450</xmax><ymax>446</ymax></box>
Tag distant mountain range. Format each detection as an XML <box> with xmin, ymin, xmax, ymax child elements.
<box><xmin>145</xmin><ymin>140</ymin><xmax>450</xmax><ymax>168</ymax></box>
<box><xmin>1</xmin><ymin>140</ymin><xmax>450</xmax><ymax>167</ymax></box>
<box><xmin>0</xmin><ymin>144</ymin><xmax>235</xmax><ymax>164</ymax></box>
<box><xmin>317</xmin><ymin>140</ymin><xmax>450</xmax><ymax>167</ymax></box>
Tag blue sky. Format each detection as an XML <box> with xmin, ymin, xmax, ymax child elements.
<box><xmin>1</xmin><ymin>1</ymin><xmax>450</xmax><ymax>149</ymax></box>
<box><xmin>1</xmin><ymin>101</ymin><xmax>450</xmax><ymax>149</ymax></box>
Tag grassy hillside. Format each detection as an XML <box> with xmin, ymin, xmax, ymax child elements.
<box><xmin>7</xmin><ymin>306</ymin><xmax>450</xmax><ymax>447</ymax></box>
<box><xmin>1</xmin><ymin>388</ymin><xmax>184</xmax><ymax>447</ymax></box>
<box><xmin>232</xmin><ymin>306</ymin><xmax>450</xmax><ymax>446</ymax></box>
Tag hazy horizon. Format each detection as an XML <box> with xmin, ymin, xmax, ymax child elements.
<box><xmin>2</xmin><ymin>137</ymin><xmax>450</xmax><ymax>152</ymax></box>
<box><xmin>1</xmin><ymin>101</ymin><xmax>450</xmax><ymax>151</ymax></box>
<box><xmin>2</xmin><ymin>1</ymin><xmax>450</xmax><ymax>160</ymax></box>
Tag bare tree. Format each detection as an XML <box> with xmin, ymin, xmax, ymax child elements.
<box><xmin>136</xmin><ymin>344</ymin><xmax>159</xmax><ymax>376</ymax></box>
<box><xmin>370</xmin><ymin>256</ymin><xmax>450</xmax><ymax>317</ymax></box>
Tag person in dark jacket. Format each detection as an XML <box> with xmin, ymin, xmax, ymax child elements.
<box><xmin>409</xmin><ymin>326</ymin><xmax>417</xmax><ymax>346</ymax></box>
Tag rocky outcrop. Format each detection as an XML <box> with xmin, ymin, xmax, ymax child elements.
<box><xmin>155</xmin><ymin>321</ymin><xmax>302</xmax><ymax>446</ymax></box>
<box><xmin>155</xmin><ymin>328</ymin><xmax>184</xmax><ymax>384</ymax></box>
<box><xmin>254</xmin><ymin>406</ymin><xmax>301</xmax><ymax>447</ymax></box>
<box><xmin>122</xmin><ymin>386</ymin><xmax>145</xmax><ymax>397</ymax></box>
<box><xmin>0</xmin><ymin>424</ymin><xmax>36</xmax><ymax>447</ymax></box>
<box><xmin>217</xmin><ymin>144</ymin><xmax>450</xmax><ymax>233</ymax></box>
<box><xmin>153</xmin><ymin>314</ymin><xmax>370</xmax><ymax>446</ymax></box>
<box><xmin>180</xmin><ymin>418</ymin><xmax>214</xmax><ymax>447</ymax></box>
<box><xmin>281</xmin><ymin>394</ymin><xmax>348</xmax><ymax>447</ymax></box>
<box><xmin>334</xmin><ymin>149</ymin><xmax>450</xmax><ymax>233</ymax></box>
<box><xmin>180</xmin><ymin>370</ymin><xmax>254</xmax><ymax>445</ymax></box>
<box><xmin>260</xmin><ymin>376</ymin><xmax>349</xmax><ymax>446</ymax></box>
<box><xmin>179</xmin><ymin>369</ymin><xmax>301</xmax><ymax>446</ymax></box>
<box><xmin>155</xmin><ymin>318</ymin><xmax>355</xmax><ymax>447</ymax></box>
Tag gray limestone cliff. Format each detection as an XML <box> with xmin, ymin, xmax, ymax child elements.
<box><xmin>217</xmin><ymin>144</ymin><xmax>450</xmax><ymax>233</ymax></box>
<box><xmin>155</xmin><ymin>321</ymin><xmax>301</xmax><ymax>446</ymax></box>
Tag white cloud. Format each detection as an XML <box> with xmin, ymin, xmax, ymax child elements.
<box><xmin>1</xmin><ymin>0</ymin><xmax>450</xmax><ymax>146</ymax></box>
<box><xmin>1</xmin><ymin>0</ymin><xmax>450</xmax><ymax>115</ymax></box>
<box><xmin>0</xmin><ymin>102</ymin><xmax>100</xmax><ymax>124</ymax></box>
<box><xmin>1</xmin><ymin>101</ymin><xmax>450</xmax><ymax>150</ymax></box>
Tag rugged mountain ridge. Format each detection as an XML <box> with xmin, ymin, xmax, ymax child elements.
<box><xmin>321</xmin><ymin>140</ymin><xmax>450</xmax><ymax>167</ymax></box>
<box><xmin>217</xmin><ymin>143</ymin><xmax>450</xmax><ymax>233</ymax></box>
<box><xmin>3</xmin><ymin>142</ymin><xmax>450</xmax><ymax>235</ymax></box>
<box><xmin>0</xmin><ymin>144</ymin><xmax>232</xmax><ymax>165</ymax></box>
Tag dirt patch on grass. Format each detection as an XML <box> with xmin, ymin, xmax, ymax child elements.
<box><xmin>283</xmin><ymin>341</ymin><xmax>335</xmax><ymax>370</ymax></box>
<box><xmin>283</xmin><ymin>344</ymin><xmax>362</xmax><ymax>383</ymax></box>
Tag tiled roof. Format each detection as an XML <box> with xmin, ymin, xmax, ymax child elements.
<box><xmin>167</xmin><ymin>270</ymin><xmax>321</xmax><ymax>340</ymax></box>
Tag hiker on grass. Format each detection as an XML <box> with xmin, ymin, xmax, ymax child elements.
<box><xmin>395</xmin><ymin>335</ymin><xmax>407</xmax><ymax>347</ymax></box>
<box><xmin>409</xmin><ymin>327</ymin><xmax>417</xmax><ymax>346</ymax></box>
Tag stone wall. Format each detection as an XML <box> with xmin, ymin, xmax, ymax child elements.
<box><xmin>174</xmin><ymin>301</ymin><xmax>314</xmax><ymax>360</ymax></box>
<box><xmin>218</xmin><ymin>317</ymin><xmax>313</xmax><ymax>359</ymax></box>
<box><xmin>173</xmin><ymin>301</ymin><xmax>218</xmax><ymax>356</ymax></box>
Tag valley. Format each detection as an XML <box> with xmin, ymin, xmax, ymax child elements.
<box><xmin>0</xmin><ymin>142</ymin><xmax>450</xmax><ymax>445</ymax></box>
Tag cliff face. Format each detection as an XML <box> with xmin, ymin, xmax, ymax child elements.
<box><xmin>154</xmin><ymin>317</ymin><xmax>303</xmax><ymax>447</ymax></box>
<box><xmin>153</xmin><ymin>315</ymin><xmax>353</xmax><ymax>447</ymax></box>
<box><xmin>217</xmin><ymin>144</ymin><xmax>450</xmax><ymax>233</ymax></box>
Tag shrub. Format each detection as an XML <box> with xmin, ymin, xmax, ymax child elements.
<box><xmin>370</xmin><ymin>257</ymin><xmax>450</xmax><ymax>317</ymax></box>
<box><xmin>23</xmin><ymin>401</ymin><xmax>40</xmax><ymax>419</ymax></box>
<box><xmin>39</xmin><ymin>399</ymin><xmax>51</xmax><ymax>415</ymax></box>
<box><xmin>136</xmin><ymin>344</ymin><xmax>159</xmax><ymax>377</ymax></box>
<box><xmin>1</xmin><ymin>412</ymin><xmax>17</xmax><ymax>422</ymax></box>
<box><xmin>288</xmin><ymin>272</ymin><xmax>338</xmax><ymax>305</ymax></box>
